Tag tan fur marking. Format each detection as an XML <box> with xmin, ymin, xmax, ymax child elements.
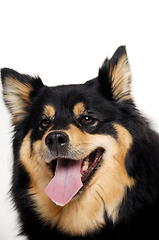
<box><xmin>20</xmin><ymin>124</ymin><xmax>134</xmax><ymax>236</ymax></box>
<box><xmin>90</xmin><ymin>124</ymin><xmax>134</xmax><ymax>221</ymax></box>
<box><xmin>73</xmin><ymin>102</ymin><xmax>85</xmax><ymax>116</ymax></box>
<box><xmin>43</xmin><ymin>105</ymin><xmax>56</xmax><ymax>118</ymax></box>
<box><xmin>20</xmin><ymin>131</ymin><xmax>52</xmax><ymax>189</ymax></box>
<box><xmin>109</xmin><ymin>55</ymin><xmax>132</xmax><ymax>102</ymax></box>
<box><xmin>3</xmin><ymin>77</ymin><xmax>33</xmax><ymax>124</ymax></box>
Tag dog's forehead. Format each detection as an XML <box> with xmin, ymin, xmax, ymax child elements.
<box><xmin>43</xmin><ymin>101</ymin><xmax>85</xmax><ymax>117</ymax></box>
<box><xmin>43</xmin><ymin>84</ymin><xmax>90</xmax><ymax>115</ymax></box>
<box><xmin>40</xmin><ymin>82</ymin><xmax>116</xmax><ymax>120</ymax></box>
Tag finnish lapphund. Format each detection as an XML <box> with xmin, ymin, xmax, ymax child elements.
<box><xmin>1</xmin><ymin>46</ymin><xmax>159</xmax><ymax>240</ymax></box>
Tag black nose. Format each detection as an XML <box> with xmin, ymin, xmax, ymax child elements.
<box><xmin>45</xmin><ymin>131</ymin><xmax>69</xmax><ymax>153</ymax></box>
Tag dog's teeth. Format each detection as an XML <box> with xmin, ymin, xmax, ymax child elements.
<box><xmin>82</xmin><ymin>158</ymin><xmax>89</xmax><ymax>171</ymax></box>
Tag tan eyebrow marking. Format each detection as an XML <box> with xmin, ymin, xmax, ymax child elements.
<box><xmin>73</xmin><ymin>102</ymin><xmax>85</xmax><ymax>116</ymax></box>
<box><xmin>43</xmin><ymin>105</ymin><xmax>56</xmax><ymax>118</ymax></box>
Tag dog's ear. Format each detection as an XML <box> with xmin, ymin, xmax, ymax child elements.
<box><xmin>1</xmin><ymin>68</ymin><xmax>44</xmax><ymax>125</ymax></box>
<box><xmin>98</xmin><ymin>46</ymin><xmax>132</xmax><ymax>103</ymax></box>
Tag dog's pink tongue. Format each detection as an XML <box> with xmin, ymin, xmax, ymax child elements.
<box><xmin>45</xmin><ymin>158</ymin><xmax>83</xmax><ymax>207</ymax></box>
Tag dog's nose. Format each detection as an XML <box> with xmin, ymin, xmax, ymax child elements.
<box><xmin>45</xmin><ymin>131</ymin><xmax>69</xmax><ymax>152</ymax></box>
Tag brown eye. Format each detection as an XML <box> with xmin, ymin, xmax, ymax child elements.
<box><xmin>40</xmin><ymin>116</ymin><xmax>50</xmax><ymax>129</ymax></box>
<box><xmin>41</xmin><ymin>119</ymin><xmax>50</xmax><ymax>128</ymax></box>
<box><xmin>82</xmin><ymin>116</ymin><xmax>93</xmax><ymax>124</ymax></box>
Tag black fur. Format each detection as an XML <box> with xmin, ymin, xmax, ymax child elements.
<box><xmin>1</xmin><ymin>46</ymin><xmax>159</xmax><ymax>239</ymax></box>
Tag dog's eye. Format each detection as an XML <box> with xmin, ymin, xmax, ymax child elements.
<box><xmin>40</xmin><ymin>116</ymin><xmax>51</xmax><ymax>129</ymax></box>
<box><xmin>41</xmin><ymin>119</ymin><xmax>50</xmax><ymax>128</ymax></box>
<box><xmin>82</xmin><ymin>116</ymin><xmax>94</xmax><ymax>124</ymax></box>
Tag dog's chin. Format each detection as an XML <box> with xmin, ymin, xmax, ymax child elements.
<box><xmin>47</xmin><ymin>147</ymin><xmax>104</xmax><ymax>183</ymax></box>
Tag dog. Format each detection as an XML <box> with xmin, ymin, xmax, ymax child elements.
<box><xmin>1</xmin><ymin>46</ymin><xmax>159</xmax><ymax>240</ymax></box>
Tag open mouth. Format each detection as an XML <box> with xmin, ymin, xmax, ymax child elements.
<box><xmin>48</xmin><ymin>147</ymin><xmax>104</xmax><ymax>182</ymax></box>
<box><xmin>45</xmin><ymin>148</ymin><xmax>104</xmax><ymax>206</ymax></box>
<box><xmin>80</xmin><ymin>148</ymin><xmax>104</xmax><ymax>181</ymax></box>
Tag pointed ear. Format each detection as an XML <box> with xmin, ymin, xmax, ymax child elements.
<box><xmin>98</xmin><ymin>46</ymin><xmax>132</xmax><ymax>103</ymax></box>
<box><xmin>1</xmin><ymin>68</ymin><xmax>44</xmax><ymax>125</ymax></box>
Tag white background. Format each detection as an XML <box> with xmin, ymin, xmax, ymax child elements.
<box><xmin>1</xmin><ymin>1</ymin><xmax>159</xmax><ymax>239</ymax></box>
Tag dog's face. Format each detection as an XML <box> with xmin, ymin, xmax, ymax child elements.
<box><xmin>1</xmin><ymin>46</ymin><xmax>135</xmax><ymax>236</ymax></box>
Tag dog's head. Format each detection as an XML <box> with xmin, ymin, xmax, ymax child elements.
<box><xmin>1</xmin><ymin>46</ymin><xmax>135</xmax><ymax>236</ymax></box>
